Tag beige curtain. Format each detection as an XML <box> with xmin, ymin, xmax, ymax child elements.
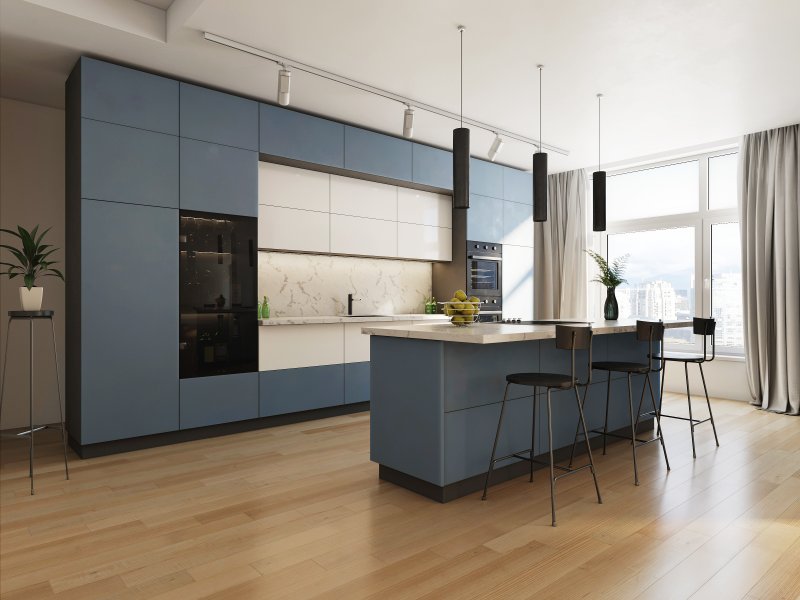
<box><xmin>534</xmin><ymin>169</ymin><xmax>587</xmax><ymax>319</ymax></box>
<box><xmin>739</xmin><ymin>124</ymin><xmax>799</xmax><ymax>415</ymax></box>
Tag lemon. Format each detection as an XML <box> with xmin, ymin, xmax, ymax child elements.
<box><xmin>454</xmin><ymin>290</ymin><xmax>468</xmax><ymax>302</ymax></box>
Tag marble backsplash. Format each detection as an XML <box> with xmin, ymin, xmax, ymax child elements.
<box><xmin>259</xmin><ymin>252</ymin><xmax>432</xmax><ymax>317</ymax></box>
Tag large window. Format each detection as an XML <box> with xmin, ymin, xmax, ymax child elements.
<box><xmin>601</xmin><ymin>150</ymin><xmax>742</xmax><ymax>355</ymax></box>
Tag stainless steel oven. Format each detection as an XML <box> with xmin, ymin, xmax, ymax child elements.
<box><xmin>466</xmin><ymin>241</ymin><xmax>502</xmax><ymax>298</ymax></box>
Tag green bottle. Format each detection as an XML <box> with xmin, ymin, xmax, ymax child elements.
<box><xmin>262</xmin><ymin>295</ymin><xmax>270</xmax><ymax>319</ymax></box>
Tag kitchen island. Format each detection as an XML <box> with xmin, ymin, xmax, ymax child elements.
<box><xmin>362</xmin><ymin>319</ymin><xmax>689</xmax><ymax>501</ymax></box>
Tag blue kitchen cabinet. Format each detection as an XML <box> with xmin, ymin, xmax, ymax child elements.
<box><xmin>179</xmin><ymin>373</ymin><xmax>259</xmax><ymax>429</ymax></box>
<box><xmin>344</xmin><ymin>126</ymin><xmax>412</xmax><ymax>181</ymax></box>
<box><xmin>81</xmin><ymin>118</ymin><xmax>178</xmax><ymax>208</ymax></box>
<box><xmin>470</xmin><ymin>157</ymin><xmax>504</xmax><ymax>199</ymax></box>
<box><xmin>79</xmin><ymin>57</ymin><xmax>178</xmax><ymax>134</ymax></box>
<box><xmin>259</xmin><ymin>365</ymin><xmax>345</xmax><ymax>416</ymax></box>
<box><xmin>79</xmin><ymin>199</ymin><xmax>179</xmax><ymax>444</ymax></box>
<box><xmin>467</xmin><ymin>194</ymin><xmax>504</xmax><ymax>243</ymax></box>
<box><xmin>180</xmin><ymin>83</ymin><xmax>258</xmax><ymax>151</ymax></box>
<box><xmin>180</xmin><ymin>138</ymin><xmax>258</xmax><ymax>216</ymax></box>
<box><xmin>503</xmin><ymin>166</ymin><xmax>533</xmax><ymax>205</ymax></box>
<box><xmin>345</xmin><ymin>362</ymin><xmax>370</xmax><ymax>404</ymax></box>
<box><xmin>259</xmin><ymin>104</ymin><xmax>344</xmax><ymax>168</ymax></box>
<box><xmin>412</xmin><ymin>143</ymin><xmax>453</xmax><ymax>190</ymax></box>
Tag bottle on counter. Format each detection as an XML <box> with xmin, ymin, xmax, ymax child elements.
<box><xmin>262</xmin><ymin>295</ymin><xmax>270</xmax><ymax>319</ymax></box>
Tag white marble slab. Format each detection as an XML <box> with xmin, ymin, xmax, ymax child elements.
<box><xmin>259</xmin><ymin>314</ymin><xmax>449</xmax><ymax>326</ymax></box>
<box><xmin>361</xmin><ymin>319</ymin><xmax>692</xmax><ymax>344</ymax></box>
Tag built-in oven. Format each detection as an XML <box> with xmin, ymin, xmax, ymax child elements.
<box><xmin>466</xmin><ymin>241</ymin><xmax>502</xmax><ymax>321</ymax></box>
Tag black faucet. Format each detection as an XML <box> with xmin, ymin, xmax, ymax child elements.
<box><xmin>347</xmin><ymin>293</ymin><xmax>361</xmax><ymax>316</ymax></box>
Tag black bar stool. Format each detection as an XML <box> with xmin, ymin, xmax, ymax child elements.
<box><xmin>482</xmin><ymin>325</ymin><xmax>602</xmax><ymax>527</ymax></box>
<box><xmin>646</xmin><ymin>317</ymin><xmax>719</xmax><ymax>458</ymax></box>
<box><xmin>573</xmin><ymin>320</ymin><xmax>670</xmax><ymax>486</ymax></box>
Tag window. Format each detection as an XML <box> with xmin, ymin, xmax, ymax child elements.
<box><xmin>599</xmin><ymin>149</ymin><xmax>743</xmax><ymax>356</ymax></box>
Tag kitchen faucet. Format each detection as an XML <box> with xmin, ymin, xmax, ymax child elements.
<box><xmin>347</xmin><ymin>293</ymin><xmax>361</xmax><ymax>316</ymax></box>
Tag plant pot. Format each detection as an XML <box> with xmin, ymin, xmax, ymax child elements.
<box><xmin>604</xmin><ymin>287</ymin><xmax>619</xmax><ymax>321</ymax></box>
<box><xmin>20</xmin><ymin>286</ymin><xmax>44</xmax><ymax>311</ymax></box>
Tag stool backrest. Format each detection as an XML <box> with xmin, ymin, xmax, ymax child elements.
<box><xmin>693</xmin><ymin>316</ymin><xmax>716</xmax><ymax>361</ymax></box>
<box><xmin>555</xmin><ymin>325</ymin><xmax>593</xmax><ymax>385</ymax></box>
<box><xmin>636</xmin><ymin>320</ymin><xmax>664</xmax><ymax>371</ymax></box>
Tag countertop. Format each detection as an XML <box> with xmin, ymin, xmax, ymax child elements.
<box><xmin>259</xmin><ymin>314</ymin><xmax>450</xmax><ymax>326</ymax></box>
<box><xmin>361</xmin><ymin>319</ymin><xmax>691</xmax><ymax>344</ymax></box>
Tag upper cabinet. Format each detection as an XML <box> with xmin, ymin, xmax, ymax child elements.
<box><xmin>397</xmin><ymin>188</ymin><xmax>452</xmax><ymax>228</ymax></box>
<box><xmin>470</xmin><ymin>158</ymin><xmax>504</xmax><ymax>199</ymax></box>
<box><xmin>344</xmin><ymin>126</ymin><xmax>412</xmax><ymax>181</ymax></box>
<box><xmin>412</xmin><ymin>144</ymin><xmax>453</xmax><ymax>190</ymax></box>
<box><xmin>330</xmin><ymin>175</ymin><xmax>397</xmax><ymax>221</ymax></box>
<box><xmin>503</xmin><ymin>166</ymin><xmax>533</xmax><ymax>205</ymax></box>
<box><xmin>259</xmin><ymin>162</ymin><xmax>329</xmax><ymax>212</ymax></box>
<box><xmin>79</xmin><ymin>57</ymin><xmax>178</xmax><ymax>134</ymax></box>
<box><xmin>467</xmin><ymin>194</ymin><xmax>504</xmax><ymax>243</ymax></box>
<box><xmin>260</xmin><ymin>104</ymin><xmax>344</xmax><ymax>168</ymax></box>
<box><xmin>503</xmin><ymin>200</ymin><xmax>534</xmax><ymax>247</ymax></box>
<box><xmin>180</xmin><ymin>83</ymin><xmax>258</xmax><ymax>150</ymax></box>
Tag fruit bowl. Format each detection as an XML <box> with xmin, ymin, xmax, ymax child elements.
<box><xmin>439</xmin><ymin>301</ymin><xmax>481</xmax><ymax>327</ymax></box>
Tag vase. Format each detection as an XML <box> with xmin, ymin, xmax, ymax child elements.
<box><xmin>604</xmin><ymin>287</ymin><xmax>619</xmax><ymax>321</ymax></box>
<box><xmin>20</xmin><ymin>286</ymin><xmax>43</xmax><ymax>311</ymax></box>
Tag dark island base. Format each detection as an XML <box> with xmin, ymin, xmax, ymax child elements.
<box><xmin>69</xmin><ymin>402</ymin><xmax>370</xmax><ymax>458</ymax></box>
<box><xmin>379</xmin><ymin>419</ymin><xmax>654</xmax><ymax>503</ymax></box>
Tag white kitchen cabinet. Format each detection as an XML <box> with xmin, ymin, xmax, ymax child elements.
<box><xmin>344</xmin><ymin>322</ymin><xmax>371</xmax><ymax>363</ymax></box>
<box><xmin>259</xmin><ymin>204</ymin><xmax>329</xmax><ymax>253</ymax></box>
<box><xmin>330</xmin><ymin>175</ymin><xmax>397</xmax><ymax>221</ymax></box>
<box><xmin>258</xmin><ymin>162</ymin><xmax>329</xmax><ymax>212</ymax></box>
<box><xmin>330</xmin><ymin>214</ymin><xmax>397</xmax><ymax>257</ymax></box>
<box><xmin>397</xmin><ymin>188</ymin><xmax>452</xmax><ymax>228</ymax></box>
<box><xmin>502</xmin><ymin>244</ymin><xmax>534</xmax><ymax>320</ymax></box>
<box><xmin>260</xmin><ymin>324</ymin><xmax>343</xmax><ymax>371</ymax></box>
<box><xmin>397</xmin><ymin>222</ymin><xmax>452</xmax><ymax>261</ymax></box>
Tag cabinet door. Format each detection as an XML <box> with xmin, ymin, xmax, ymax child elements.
<box><xmin>345</xmin><ymin>362</ymin><xmax>370</xmax><ymax>404</ymax></box>
<box><xmin>503</xmin><ymin>200</ymin><xmax>533</xmax><ymax>247</ymax></box>
<box><xmin>81</xmin><ymin>118</ymin><xmax>178</xmax><ymax>208</ymax></box>
<box><xmin>179</xmin><ymin>372</ymin><xmax>258</xmax><ymax>429</ymax></box>
<box><xmin>180</xmin><ymin>139</ymin><xmax>257</xmax><ymax>216</ymax></box>
<box><xmin>503</xmin><ymin>166</ymin><xmax>533</xmax><ymax>205</ymax></box>
<box><xmin>398</xmin><ymin>223</ymin><xmax>452</xmax><ymax>261</ymax></box>
<box><xmin>259</xmin><ymin>162</ymin><xmax>329</xmax><ymax>212</ymax></box>
<box><xmin>412</xmin><ymin>143</ymin><xmax>453</xmax><ymax>189</ymax></box>
<box><xmin>259</xmin><ymin>205</ymin><xmax>329</xmax><ymax>253</ymax></box>
<box><xmin>470</xmin><ymin>158</ymin><xmax>503</xmax><ymax>199</ymax></box>
<box><xmin>260</xmin><ymin>324</ymin><xmax>344</xmax><ymax>371</ymax></box>
<box><xmin>260</xmin><ymin>104</ymin><xmax>344</xmax><ymax>168</ymax></box>
<box><xmin>180</xmin><ymin>83</ymin><xmax>258</xmax><ymax>150</ymax></box>
<box><xmin>397</xmin><ymin>188</ymin><xmax>452</xmax><ymax>228</ymax></box>
<box><xmin>80</xmin><ymin>57</ymin><xmax>178</xmax><ymax>134</ymax></box>
<box><xmin>260</xmin><ymin>365</ymin><xmax>344</xmax><ymax>416</ymax></box>
<box><xmin>502</xmin><ymin>244</ymin><xmax>534</xmax><ymax>320</ymax></box>
<box><xmin>330</xmin><ymin>175</ymin><xmax>397</xmax><ymax>221</ymax></box>
<box><xmin>330</xmin><ymin>214</ymin><xmax>397</xmax><ymax>257</ymax></box>
<box><xmin>80</xmin><ymin>199</ymin><xmax>178</xmax><ymax>444</ymax></box>
<box><xmin>344</xmin><ymin>126</ymin><xmax>412</xmax><ymax>181</ymax></box>
<box><xmin>466</xmin><ymin>194</ymin><xmax>504</xmax><ymax>243</ymax></box>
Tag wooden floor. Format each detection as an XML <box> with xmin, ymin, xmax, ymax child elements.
<box><xmin>1</xmin><ymin>394</ymin><xmax>798</xmax><ymax>600</ymax></box>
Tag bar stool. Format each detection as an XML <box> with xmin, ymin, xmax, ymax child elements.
<box><xmin>574</xmin><ymin>320</ymin><xmax>670</xmax><ymax>486</ymax></box>
<box><xmin>482</xmin><ymin>325</ymin><xmax>602</xmax><ymax>527</ymax></box>
<box><xmin>646</xmin><ymin>317</ymin><xmax>719</xmax><ymax>458</ymax></box>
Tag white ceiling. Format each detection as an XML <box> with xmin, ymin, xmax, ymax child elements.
<box><xmin>1</xmin><ymin>0</ymin><xmax>798</xmax><ymax>173</ymax></box>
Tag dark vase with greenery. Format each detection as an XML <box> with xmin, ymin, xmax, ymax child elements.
<box><xmin>587</xmin><ymin>250</ymin><xmax>628</xmax><ymax>321</ymax></box>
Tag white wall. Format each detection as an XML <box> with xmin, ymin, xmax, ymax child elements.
<box><xmin>0</xmin><ymin>98</ymin><xmax>65</xmax><ymax>430</ymax></box>
<box><xmin>663</xmin><ymin>357</ymin><xmax>751</xmax><ymax>402</ymax></box>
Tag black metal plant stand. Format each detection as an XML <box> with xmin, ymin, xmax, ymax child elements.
<box><xmin>0</xmin><ymin>311</ymin><xmax>70</xmax><ymax>495</ymax></box>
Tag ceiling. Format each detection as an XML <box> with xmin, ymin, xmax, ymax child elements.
<box><xmin>1</xmin><ymin>0</ymin><xmax>798</xmax><ymax>173</ymax></box>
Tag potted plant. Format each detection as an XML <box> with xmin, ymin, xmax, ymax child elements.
<box><xmin>1</xmin><ymin>225</ymin><xmax>64</xmax><ymax>311</ymax></box>
<box><xmin>586</xmin><ymin>250</ymin><xmax>628</xmax><ymax>321</ymax></box>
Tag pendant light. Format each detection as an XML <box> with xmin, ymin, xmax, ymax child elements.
<box><xmin>593</xmin><ymin>93</ymin><xmax>606</xmax><ymax>232</ymax></box>
<box><xmin>532</xmin><ymin>65</ymin><xmax>547</xmax><ymax>221</ymax></box>
<box><xmin>452</xmin><ymin>25</ymin><xmax>470</xmax><ymax>209</ymax></box>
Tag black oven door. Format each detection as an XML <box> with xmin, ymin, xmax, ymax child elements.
<box><xmin>467</xmin><ymin>256</ymin><xmax>502</xmax><ymax>296</ymax></box>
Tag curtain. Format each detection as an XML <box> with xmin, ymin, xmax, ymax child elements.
<box><xmin>739</xmin><ymin>123</ymin><xmax>799</xmax><ymax>415</ymax></box>
<box><xmin>534</xmin><ymin>169</ymin><xmax>587</xmax><ymax>319</ymax></box>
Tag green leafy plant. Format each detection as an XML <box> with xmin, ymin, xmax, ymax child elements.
<box><xmin>586</xmin><ymin>249</ymin><xmax>628</xmax><ymax>288</ymax></box>
<box><xmin>1</xmin><ymin>225</ymin><xmax>64</xmax><ymax>289</ymax></box>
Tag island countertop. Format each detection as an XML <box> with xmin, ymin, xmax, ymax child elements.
<box><xmin>362</xmin><ymin>319</ymin><xmax>690</xmax><ymax>344</ymax></box>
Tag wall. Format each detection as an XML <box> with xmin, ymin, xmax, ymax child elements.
<box><xmin>259</xmin><ymin>251</ymin><xmax>432</xmax><ymax>316</ymax></box>
<box><xmin>663</xmin><ymin>357</ymin><xmax>751</xmax><ymax>402</ymax></box>
<box><xmin>0</xmin><ymin>98</ymin><xmax>65</xmax><ymax>430</ymax></box>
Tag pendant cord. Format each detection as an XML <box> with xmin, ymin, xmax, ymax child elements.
<box><xmin>598</xmin><ymin>94</ymin><xmax>601</xmax><ymax>172</ymax></box>
<box><xmin>538</xmin><ymin>66</ymin><xmax>542</xmax><ymax>153</ymax></box>
<box><xmin>460</xmin><ymin>27</ymin><xmax>463</xmax><ymax>128</ymax></box>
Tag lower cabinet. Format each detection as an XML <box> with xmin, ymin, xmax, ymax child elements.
<box><xmin>260</xmin><ymin>364</ymin><xmax>345</xmax><ymax>416</ymax></box>
<box><xmin>345</xmin><ymin>362</ymin><xmax>370</xmax><ymax>404</ymax></box>
<box><xmin>179</xmin><ymin>372</ymin><xmax>259</xmax><ymax>430</ymax></box>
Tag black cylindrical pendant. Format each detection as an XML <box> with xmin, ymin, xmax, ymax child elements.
<box><xmin>532</xmin><ymin>151</ymin><xmax>548</xmax><ymax>221</ymax></box>
<box><xmin>453</xmin><ymin>128</ymin><xmax>470</xmax><ymax>209</ymax></box>
<box><xmin>593</xmin><ymin>170</ymin><xmax>606</xmax><ymax>231</ymax></box>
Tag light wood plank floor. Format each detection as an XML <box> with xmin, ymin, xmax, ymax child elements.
<box><xmin>1</xmin><ymin>394</ymin><xmax>799</xmax><ymax>600</ymax></box>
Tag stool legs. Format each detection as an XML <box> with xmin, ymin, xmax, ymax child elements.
<box><xmin>699</xmin><ymin>363</ymin><xmax>719</xmax><ymax>448</ymax></box>
<box><xmin>29</xmin><ymin>319</ymin><xmax>35</xmax><ymax>495</ymax></box>
<box><xmin>574</xmin><ymin>386</ymin><xmax>602</xmax><ymax>505</ymax></box>
<box><xmin>684</xmin><ymin>362</ymin><xmax>697</xmax><ymax>458</ymax></box>
<box><xmin>546</xmin><ymin>389</ymin><xmax>556</xmax><ymax>527</ymax></box>
<box><xmin>647</xmin><ymin>375</ymin><xmax>670</xmax><ymax>470</ymax></box>
<box><xmin>627</xmin><ymin>374</ymin><xmax>640</xmax><ymax>486</ymax></box>
<box><xmin>602</xmin><ymin>371</ymin><xmax>611</xmax><ymax>455</ymax></box>
<box><xmin>50</xmin><ymin>318</ymin><xmax>69</xmax><ymax>480</ymax></box>
<box><xmin>530</xmin><ymin>387</ymin><xmax>536</xmax><ymax>482</ymax></box>
<box><xmin>482</xmin><ymin>383</ymin><xmax>510</xmax><ymax>501</ymax></box>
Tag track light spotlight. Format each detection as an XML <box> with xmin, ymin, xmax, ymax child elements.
<box><xmin>487</xmin><ymin>134</ymin><xmax>504</xmax><ymax>162</ymax></box>
<box><xmin>403</xmin><ymin>106</ymin><xmax>414</xmax><ymax>138</ymax></box>
<box><xmin>278</xmin><ymin>66</ymin><xmax>291</xmax><ymax>106</ymax></box>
